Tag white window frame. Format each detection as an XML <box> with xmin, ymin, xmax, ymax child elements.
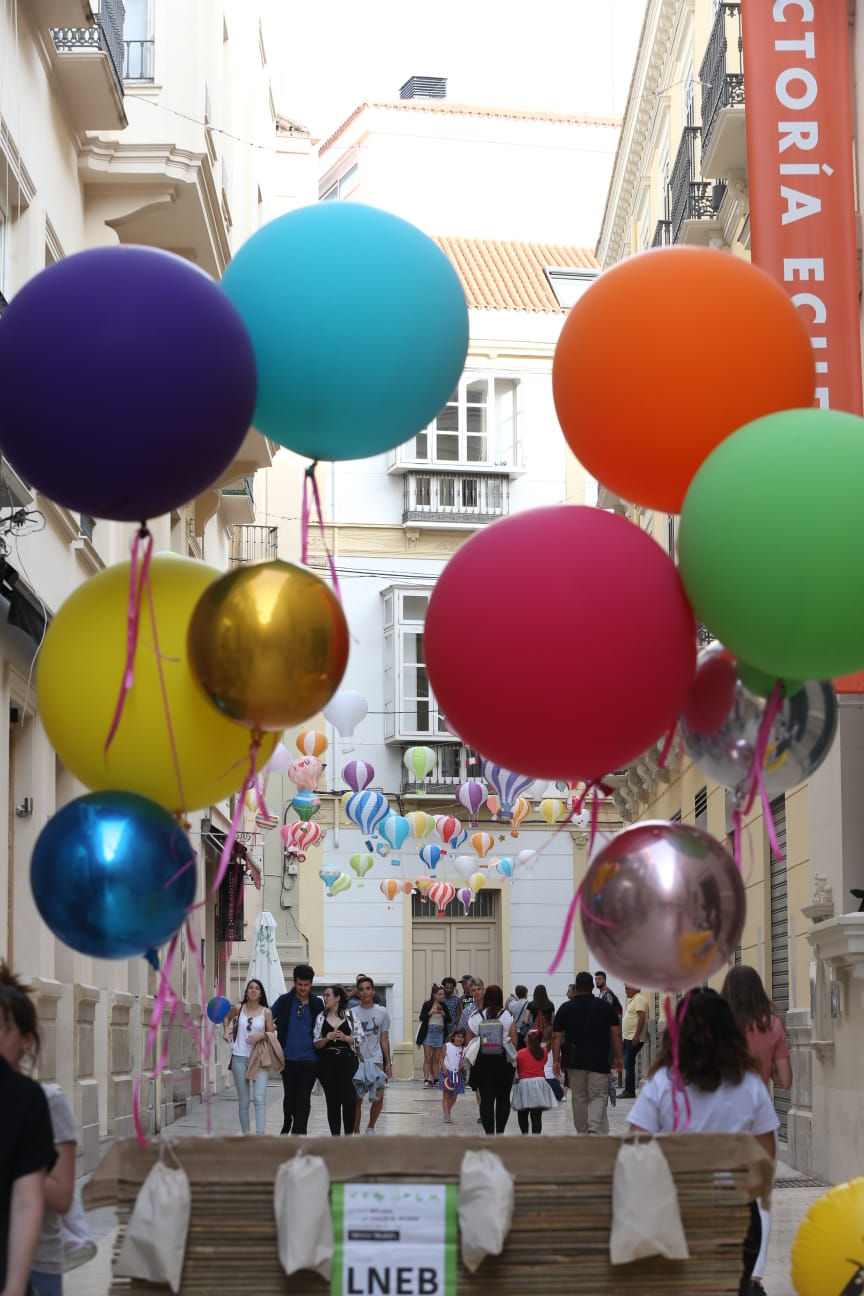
<box><xmin>381</xmin><ymin>586</ymin><xmax>450</xmax><ymax>741</ymax></box>
<box><xmin>545</xmin><ymin>267</ymin><xmax>597</xmax><ymax>309</ymax></box>
<box><xmin>410</xmin><ymin>372</ymin><xmax>522</xmax><ymax>469</ymax></box>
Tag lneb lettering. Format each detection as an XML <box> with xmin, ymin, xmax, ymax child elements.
<box><xmin>347</xmin><ymin>1266</ymin><xmax>439</xmax><ymax>1294</ymax></box>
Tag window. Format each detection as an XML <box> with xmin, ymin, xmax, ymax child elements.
<box><xmin>320</xmin><ymin>162</ymin><xmax>359</xmax><ymax>202</ymax></box>
<box><xmin>545</xmin><ymin>268</ymin><xmax>597</xmax><ymax>309</ymax></box>
<box><xmin>123</xmin><ymin>0</ymin><xmax>154</xmax><ymax>80</ymax></box>
<box><xmin>411</xmin><ymin>374</ymin><xmax>521</xmax><ymax>467</ymax></box>
<box><xmin>382</xmin><ymin>587</ymin><xmax>449</xmax><ymax>740</ymax></box>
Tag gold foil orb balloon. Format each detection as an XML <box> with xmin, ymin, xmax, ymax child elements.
<box><xmin>187</xmin><ymin>560</ymin><xmax>349</xmax><ymax>731</ymax></box>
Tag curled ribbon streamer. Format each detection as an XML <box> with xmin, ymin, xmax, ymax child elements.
<box><xmin>740</xmin><ymin>683</ymin><xmax>785</xmax><ymax>862</ymax></box>
<box><xmin>300</xmin><ymin>462</ymin><xmax>343</xmax><ymax>601</ymax></box>
<box><xmin>133</xmin><ymin>933</ymin><xmax>182</xmax><ymax>1148</ymax></box>
<box><xmin>104</xmin><ymin>526</ymin><xmax>153</xmax><ymax>754</ymax></box>
<box><xmin>184</xmin><ymin>919</ymin><xmax>217</xmax><ymax>1137</ymax></box>
<box><xmin>657</xmin><ymin>724</ymin><xmax>676</xmax><ymax>771</ymax></box>
<box><xmin>663</xmin><ymin>991</ymin><xmax>692</xmax><ymax>1133</ymax></box>
<box><xmin>145</xmin><ymin>574</ymin><xmax>188</xmax><ymax>815</ymax></box>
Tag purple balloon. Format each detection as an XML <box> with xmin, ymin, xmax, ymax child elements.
<box><xmin>342</xmin><ymin>760</ymin><xmax>374</xmax><ymax>793</ymax></box>
<box><xmin>580</xmin><ymin>820</ymin><xmax>745</xmax><ymax>991</ymax></box>
<box><xmin>456</xmin><ymin>779</ymin><xmax>486</xmax><ymax>817</ymax></box>
<box><xmin>0</xmin><ymin>247</ymin><xmax>257</xmax><ymax>521</ymax></box>
<box><xmin>481</xmin><ymin>760</ymin><xmax>534</xmax><ymax>809</ymax></box>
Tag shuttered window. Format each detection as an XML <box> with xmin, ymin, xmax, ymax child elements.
<box><xmin>769</xmin><ymin>794</ymin><xmax>789</xmax><ymax>1139</ymax></box>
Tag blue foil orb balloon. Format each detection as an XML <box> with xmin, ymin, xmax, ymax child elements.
<box><xmin>221</xmin><ymin>203</ymin><xmax>469</xmax><ymax>462</ymax></box>
<box><xmin>30</xmin><ymin>791</ymin><xmax>197</xmax><ymax>959</ymax></box>
<box><xmin>206</xmin><ymin>995</ymin><xmax>232</xmax><ymax>1024</ymax></box>
<box><xmin>0</xmin><ymin>246</ymin><xmax>257</xmax><ymax>521</ymax></box>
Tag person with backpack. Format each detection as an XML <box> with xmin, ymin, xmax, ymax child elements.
<box><xmin>507</xmin><ymin>985</ymin><xmax>530</xmax><ymax>1045</ymax></box>
<box><xmin>512</xmin><ymin>1029</ymin><xmax>556</xmax><ymax>1134</ymax></box>
<box><xmin>465</xmin><ymin>985</ymin><xmax>518</xmax><ymax>1134</ymax></box>
<box><xmin>526</xmin><ymin>984</ymin><xmax>556</xmax><ymax>1044</ymax></box>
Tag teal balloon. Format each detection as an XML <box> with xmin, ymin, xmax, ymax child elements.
<box><xmin>207</xmin><ymin>996</ymin><xmax>232</xmax><ymax>1024</ymax></box>
<box><xmin>220</xmin><ymin>204</ymin><xmax>469</xmax><ymax>462</ymax></box>
<box><xmin>679</xmin><ymin>408</ymin><xmax>864</xmax><ymax>680</ymax></box>
<box><xmin>30</xmin><ymin>791</ymin><xmax>196</xmax><ymax>960</ymax></box>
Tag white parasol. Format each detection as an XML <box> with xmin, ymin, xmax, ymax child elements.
<box><xmin>246</xmin><ymin>910</ymin><xmax>287</xmax><ymax>1005</ymax></box>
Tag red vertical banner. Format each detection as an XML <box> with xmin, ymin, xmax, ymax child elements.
<box><xmin>742</xmin><ymin>0</ymin><xmax>864</xmax><ymax>692</ymax></box>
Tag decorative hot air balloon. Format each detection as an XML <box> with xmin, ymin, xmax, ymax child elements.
<box><xmin>288</xmin><ymin>755</ymin><xmax>322</xmax><ymax>792</ymax></box>
<box><xmin>454</xmin><ymin>855</ymin><xmax>477</xmax><ymax>882</ymax></box>
<box><xmin>404</xmin><ymin>745</ymin><xmax>437</xmax><ymax>791</ymax></box>
<box><xmin>467</xmin><ymin>871</ymin><xmax>486</xmax><ymax>895</ymax></box>
<box><xmin>456</xmin><ymin>779</ymin><xmax>486</xmax><ymax>825</ymax></box>
<box><xmin>319</xmin><ymin>866</ymin><xmax>341</xmax><ymax>895</ymax></box>
<box><xmin>254</xmin><ymin>805</ymin><xmax>280</xmax><ymax>831</ymax></box>
<box><xmin>428</xmin><ymin>880</ymin><xmax>456</xmax><ymax>917</ymax></box>
<box><xmin>345</xmin><ymin>790</ymin><xmax>390</xmax><ymax>850</ymax></box>
<box><xmin>470</xmin><ymin>831</ymin><xmax>495</xmax><ymax>859</ymax></box>
<box><xmin>450</xmin><ymin>827</ymin><xmax>468</xmax><ymax>851</ymax></box>
<box><xmin>342</xmin><ymin>760</ymin><xmax>375</xmax><ymax>794</ymax></box>
<box><xmin>330</xmin><ymin>871</ymin><xmax>351</xmax><ymax>896</ymax></box>
<box><xmin>324</xmin><ymin>689</ymin><xmax>368</xmax><ymax>737</ymax></box>
<box><xmin>419</xmin><ymin>843</ymin><xmax>442</xmax><ymax>873</ymax></box>
<box><xmin>261</xmin><ymin>741</ymin><xmax>295</xmax><ymax>775</ymax></box>
<box><xmin>297</xmin><ymin>729</ymin><xmax>328</xmax><ymax>757</ymax></box>
<box><xmin>406</xmin><ymin>810</ymin><xmax>436</xmax><ymax>841</ymax></box>
<box><xmin>281</xmin><ymin>820</ymin><xmax>323</xmax><ymax>859</ymax></box>
<box><xmin>435</xmin><ymin>815</ymin><xmax>460</xmax><ymax>846</ymax></box>
<box><xmin>378</xmin><ymin>813</ymin><xmax>410</xmax><ymax>863</ymax></box>
<box><xmin>457</xmin><ymin>886</ymin><xmax>474</xmax><ymax>912</ymax></box>
<box><xmin>413</xmin><ymin>876</ymin><xmax>432</xmax><ymax>902</ymax></box>
<box><xmin>350</xmin><ymin>852</ymin><xmax>374</xmax><ymax>881</ymax></box>
<box><xmin>486</xmin><ymin>794</ymin><xmax>500</xmax><ymax>820</ymax></box>
<box><xmin>401</xmin><ymin>879</ymin><xmax>414</xmax><ymax>895</ymax></box>
<box><xmin>540</xmin><ymin>797</ymin><xmax>566</xmax><ymax>827</ymax></box>
<box><xmin>481</xmin><ymin>761</ymin><xmax>534</xmax><ymax>816</ymax></box>
<box><xmin>496</xmin><ymin>857</ymin><xmax>515</xmax><ymax>878</ymax></box>
<box><xmin>515</xmin><ymin>848</ymin><xmax>539</xmax><ymax>877</ymax></box>
<box><xmin>379</xmin><ymin>877</ymin><xmax>400</xmax><ymax>903</ymax></box>
<box><xmin>291</xmin><ymin>790</ymin><xmax>321</xmax><ymax>822</ymax></box>
<box><xmin>509</xmin><ymin>797</ymin><xmax>531</xmax><ymax>835</ymax></box>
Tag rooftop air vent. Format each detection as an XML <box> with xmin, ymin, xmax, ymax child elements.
<box><xmin>399</xmin><ymin>76</ymin><xmax>447</xmax><ymax>100</ymax></box>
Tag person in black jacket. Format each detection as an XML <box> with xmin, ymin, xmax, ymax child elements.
<box><xmin>416</xmin><ymin>985</ymin><xmax>451</xmax><ymax>1086</ymax></box>
<box><xmin>271</xmin><ymin>964</ymin><xmax>324</xmax><ymax>1135</ymax></box>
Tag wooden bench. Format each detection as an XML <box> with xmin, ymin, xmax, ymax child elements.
<box><xmin>85</xmin><ymin>1133</ymin><xmax>772</xmax><ymax>1295</ymax></box>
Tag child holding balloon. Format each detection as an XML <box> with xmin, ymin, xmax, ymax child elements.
<box><xmin>439</xmin><ymin>1028</ymin><xmax>467</xmax><ymax>1123</ymax></box>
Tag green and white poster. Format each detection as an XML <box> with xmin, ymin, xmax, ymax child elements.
<box><xmin>331</xmin><ymin>1182</ymin><xmax>458</xmax><ymax>1296</ymax></box>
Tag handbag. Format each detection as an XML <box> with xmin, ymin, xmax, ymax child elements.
<box><xmin>609</xmin><ymin>1136</ymin><xmax>689</xmax><ymax>1264</ymax></box>
<box><xmin>115</xmin><ymin>1142</ymin><xmax>190</xmax><ymax>1294</ymax></box>
<box><xmin>463</xmin><ymin>1036</ymin><xmax>481</xmax><ymax>1067</ymax></box>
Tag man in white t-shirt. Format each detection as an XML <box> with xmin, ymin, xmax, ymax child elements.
<box><xmin>352</xmin><ymin>974</ymin><xmax>392</xmax><ymax>1134</ymax></box>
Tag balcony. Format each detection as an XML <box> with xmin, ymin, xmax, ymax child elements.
<box><xmin>669</xmin><ymin>126</ymin><xmax>725</xmax><ymax>246</ymax></box>
<box><xmin>651</xmin><ymin>220</ymin><xmax>672</xmax><ymax>249</ymax></box>
<box><xmin>230</xmin><ymin>524</ymin><xmax>278</xmax><ymax>564</ymax></box>
<box><xmin>219</xmin><ymin>476</ymin><xmax>255</xmax><ymax>526</ymax></box>
<box><xmin>400</xmin><ymin>744</ymin><xmax>482</xmax><ymax>798</ymax></box>
<box><xmin>122</xmin><ymin>38</ymin><xmax>154</xmax><ymax>81</ymax></box>
<box><xmin>51</xmin><ymin>0</ymin><xmax>126</xmax><ymax>131</ymax></box>
<box><xmin>29</xmin><ymin>0</ymin><xmax>94</xmax><ymax>26</ymax></box>
<box><xmin>403</xmin><ymin>471</ymin><xmax>509</xmax><ymax>528</ymax></box>
<box><xmin>699</xmin><ymin>3</ymin><xmax>746</xmax><ymax>180</ymax></box>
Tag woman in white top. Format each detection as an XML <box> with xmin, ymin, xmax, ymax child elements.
<box><xmin>222</xmin><ymin>979</ymin><xmax>274</xmax><ymax>1134</ymax></box>
<box><xmin>628</xmin><ymin>988</ymin><xmax>778</xmax><ymax>1296</ymax></box>
<box><xmin>465</xmin><ymin>984</ymin><xmax>518</xmax><ymax>1135</ymax></box>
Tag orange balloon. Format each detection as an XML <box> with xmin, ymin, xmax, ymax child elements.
<box><xmin>552</xmin><ymin>247</ymin><xmax>815</xmax><ymax>514</ymax></box>
<box><xmin>297</xmin><ymin>729</ymin><xmax>328</xmax><ymax>757</ymax></box>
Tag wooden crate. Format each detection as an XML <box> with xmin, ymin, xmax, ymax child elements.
<box><xmin>85</xmin><ymin>1133</ymin><xmax>772</xmax><ymax>1295</ymax></box>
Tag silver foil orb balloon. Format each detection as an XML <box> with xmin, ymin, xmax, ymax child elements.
<box><xmin>580</xmin><ymin>820</ymin><xmax>745</xmax><ymax>991</ymax></box>
<box><xmin>681</xmin><ymin>642</ymin><xmax>837</xmax><ymax>797</ymax></box>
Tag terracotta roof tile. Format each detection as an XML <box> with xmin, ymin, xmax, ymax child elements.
<box><xmin>319</xmin><ymin>100</ymin><xmax>620</xmax><ymax>157</ymax></box>
<box><xmin>433</xmin><ymin>237</ymin><xmax>599</xmax><ymax>313</ymax></box>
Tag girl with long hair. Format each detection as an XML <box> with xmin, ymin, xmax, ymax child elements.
<box><xmin>512</xmin><ymin>1028</ymin><xmax>556</xmax><ymax>1135</ymax></box>
<box><xmin>439</xmin><ymin>1027</ymin><xmax>467</xmax><ymax>1124</ymax></box>
<box><xmin>0</xmin><ymin>963</ymin><xmax>76</xmax><ymax>1296</ymax></box>
<box><xmin>222</xmin><ymin>979</ymin><xmax>274</xmax><ymax>1134</ymax></box>
<box><xmin>628</xmin><ymin>988</ymin><xmax>778</xmax><ymax>1296</ymax></box>
<box><xmin>313</xmin><ymin>985</ymin><xmax>364</xmax><ymax>1135</ymax></box>
<box><xmin>526</xmin><ymin>984</ymin><xmax>555</xmax><ymax>1044</ymax></box>
<box><xmin>721</xmin><ymin>965</ymin><xmax>792</xmax><ymax>1295</ymax></box>
<box><xmin>465</xmin><ymin>984</ymin><xmax>518</xmax><ymax>1134</ymax></box>
<box><xmin>416</xmin><ymin>984</ymin><xmax>451</xmax><ymax>1087</ymax></box>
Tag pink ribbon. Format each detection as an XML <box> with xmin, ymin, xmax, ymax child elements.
<box><xmin>657</xmin><ymin>725</ymin><xmax>676</xmax><ymax>771</ymax></box>
<box><xmin>105</xmin><ymin>526</ymin><xmax>153</xmax><ymax>754</ymax></box>
<box><xmin>300</xmin><ymin>462</ymin><xmax>342</xmax><ymax>601</ymax></box>
<box><xmin>663</xmin><ymin>991</ymin><xmax>692</xmax><ymax>1132</ymax></box>
<box><xmin>144</xmin><ymin>571</ymin><xmax>187</xmax><ymax>815</ymax></box>
<box><xmin>737</xmin><ymin>683</ymin><xmax>785</xmax><ymax>863</ymax></box>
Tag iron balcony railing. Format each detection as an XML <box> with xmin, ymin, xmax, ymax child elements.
<box><xmin>699</xmin><ymin>3</ymin><xmax>745</xmax><ymax>159</ymax></box>
<box><xmin>123</xmin><ymin>38</ymin><xmax>154</xmax><ymax>80</ymax></box>
<box><xmin>697</xmin><ymin>622</ymin><xmax>716</xmax><ymax>648</ymax></box>
<box><xmin>230</xmin><ymin>524</ymin><xmax>278</xmax><ymax>564</ymax></box>
<box><xmin>669</xmin><ymin>125</ymin><xmax>721</xmax><ymax>242</ymax></box>
<box><xmin>52</xmin><ymin>0</ymin><xmax>126</xmax><ymax>98</ymax></box>
<box><xmin>403</xmin><ymin>471</ymin><xmax>509</xmax><ymax>526</ymax></box>
<box><xmin>652</xmin><ymin>220</ymin><xmax>672</xmax><ymax>249</ymax></box>
<box><xmin>79</xmin><ymin>514</ymin><xmax>96</xmax><ymax>542</ymax></box>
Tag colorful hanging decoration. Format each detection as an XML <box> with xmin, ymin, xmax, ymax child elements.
<box><xmin>291</xmin><ymin>790</ymin><xmax>321</xmax><ymax>823</ymax></box>
<box><xmin>342</xmin><ymin>760</ymin><xmax>375</xmax><ymax>793</ymax></box>
<box><xmin>540</xmin><ymin>797</ymin><xmax>566</xmax><ymax>827</ymax></box>
<box><xmin>434</xmin><ymin>814</ymin><xmax>461</xmax><ymax>846</ymax></box>
<box><xmin>456</xmin><ymin>779</ymin><xmax>486</xmax><ymax>825</ymax></box>
<box><xmin>319</xmin><ymin>866</ymin><xmax>341</xmax><ymax>896</ymax></box>
<box><xmin>413</xmin><ymin>876</ymin><xmax>433</xmax><ymax>902</ymax></box>
<box><xmin>404</xmin><ymin>745</ymin><xmax>437</xmax><ymax>791</ymax></box>
<box><xmin>380</xmin><ymin>877</ymin><xmax>400</xmax><ymax>906</ymax></box>
<box><xmin>345</xmin><ymin>790</ymin><xmax>390</xmax><ymax>850</ymax></box>
<box><xmin>428</xmin><ymin>880</ymin><xmax>456</xmax><ymax>917</ymax></box>
<box><xmin>350</xmin><ymin>852</ymin><xmax>374</xmax><ymax>881</ymax></box>
<box><xmin>297</xmin><ymin>729</ymin><xmax>328</xmax><ymax>757</ymax></box>
<box><xmin>419</xmin><ymin>843</ymin><xmax>442</xmax><ymax>873</ymax></box>
<box><xmin>378</xmin><ymin>813</ymin><xmax>411</xmax><ymax>864</ymax></box>
<box><xmin>509</xmin><ymin>797</ymin><xmax>531</xmax><ymax>834</ymax></box>
<box><xmin>330</xmin><ymin>872</ymin><xmax>351</xmax><ymax>896</ymax></box>
<box><xmin>281</xmin><ymin>820</ymin><xmax>322</xmax><ymax>859</ymax></box>
<box><xmin>288</xmin><ymin>755</ymin><xmax>322</xmax><ymax>791</ymax></box>
<box><xmin>406</xmin><ymin>810</ymin><xmax>437</xmax><ymax>841</ymax></box>
<box><xmin>470</xmin><ymin>831</ymin><xmax>495</xmax><ymax>859</ymax></box>
<box><xmin>456</xmin><ymin>886</ymin><xmax>474</xmax><ymax>913</ymax></box>
<box><xmin>323</xmin><ymin>690</ymin><xmax>368</xmax><ymax>737</ymax></box>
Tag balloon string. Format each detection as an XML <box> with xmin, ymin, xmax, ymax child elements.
<box><xmin>301</xmin><ymin>462</ymin><xmax>343</xmax><ymax>601</ymax></box>
<box><xmin>210</xmin><ymin>736</ymin><xmax>262</xmax><ymax>899</ymax></box>
<box><xmin>664</xmin><ymin>991</ymin><xmax>692</xmax><ymax>1132</ymax></box>
<box><xmin>104</xmin><ymin>526</ymin><xmax>153</xmax><ymax>755</ymax></box>
<box><xmin>144</xmin><ymin>571</ymin><xmax>188</xmax><ymax>817</ymax></box>
<box><xmin>732</xmin><ymin>805</ymin><xmax>742</xmax><ymax>872</ymax></box>
<box><xmin>133</xmin><ymin>933</ymin><xmax>181</xmax><ymax>1148</ymax></box>
<box><xmin>740</xmin><ymin>682</ymin><xmax>785</xmax><ymax>860</ymax></box>
<box><xmin>657</xmin><ymin>725</ymin><xmax>676</xmax><ymax>771</ymax></box>
<box><xmin>184</xmin><ymin>918</ymin><xmax>216</xmax><ymax>1138</ymax></box>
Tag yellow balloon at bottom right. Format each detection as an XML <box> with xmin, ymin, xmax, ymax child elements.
<box><xmin>791</xmin><ymin>1177</ymin><xmax>864</xmax><ymax>1296</ymax></box>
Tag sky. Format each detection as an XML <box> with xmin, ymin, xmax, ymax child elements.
<box><xmin>273</xmin><ymin>0</ymin><xmax>645</xmax><ymax>141</ymax></box>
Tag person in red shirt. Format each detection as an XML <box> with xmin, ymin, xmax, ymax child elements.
<box><xmin>511</xmin><ymin>1029</ymin><xmax>556</xmax><ymax>1135</ymax></box>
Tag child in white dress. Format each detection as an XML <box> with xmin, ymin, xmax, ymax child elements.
<box><xmin>439</xmin><ymin>1027</ymin><xmax>467</xmax><ymax>1124</ymax></box>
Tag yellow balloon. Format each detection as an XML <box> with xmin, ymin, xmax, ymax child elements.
<box><xmin>37</xmin><ymin>556</ymin><xmax>277</xmax><ymax>813</ymax></box>
<box><xmin>540</xmin><ymin>797</ymin><xmax>566</xmax><ymax>827</ymax></box>
<box><xmin>187</xmin><ymin>560</ymin><xmax>349</xmax><ymax>732</ymax></box>
<box><xmin>791</xmin><ymin>1177</ymin><xmax>864</xmax><ymax>1296</ymax></box>
<box><xmin>330</xmin><ymin>872</ymin><xmax>352</xmax><ymax>896</ymax></box>
<box><xmin>468</xmin><ymin>871</ymin><xmax>485</xmax><ymax>895</ymax></box>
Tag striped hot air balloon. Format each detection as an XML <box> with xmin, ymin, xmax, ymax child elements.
<box><xmin>481</xmin><ymin>761</ymin><xmax>534</xmax><ymax>815</ymax></box>
<box><xmin>428</xmin><ymin>880</ymin><xmax>455</xmax><ymax>917</ymax></box>
<box><xmin>435</xmin><ymin>814</ymin><xmax>460</xmax><ymax>846</ymax></box>
<box><xmin>342</xmin><ymin>760</ymin><xmax>375</xmax><ymax>793</ymax></box>
<box><xmin>406</xmin><ymin>810</ymin><xmax>436</xmax><ymax>841</ymax></box>
<box><xmin>419</xmin><ymin>843</ymin><xmax>442</xmax><ymax>873</ymax></box>
<box><xmin>345</xmin><ymin>789</ymin><xmax>390</xmax><ymax>850</ymax></box>
<box><xmin>470</xmin><ymin>831</ymin><xmax>494</xmax><ymax>859</ymax></box>
<box><xmin>378</xmin><ymin>813</ymin><xmax>410</xmax><ymax>864</ymax></box>
<box><xmin>297</xmin><ymin>729</ymin><xmax>328</xmax><ymax>757</ymax></box>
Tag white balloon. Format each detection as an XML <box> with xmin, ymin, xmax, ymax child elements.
<box><xmin>262</xmin><ymin>741</ymin><xmax>293</xmax><ymax>774</ymax></box>
<box><xmin>323</xmin><ymin>690</ymin><xmax>368</xmax><ymax>738</ymax></box>
<box><xmin>515</xmin><ymin>848</ymin><xmax>539</xmax><ymax>878</ymax></box>
<box><xmin>453</xmin><ymin>855</ymin><xmax>476</xmax><ymax>882</ymax></box>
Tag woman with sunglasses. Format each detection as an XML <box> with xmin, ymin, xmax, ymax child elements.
<box><xmin>0</xmin><ymin>963</ymin><xmax>75</xmax><ymax>1296</ymax></box>
<box><xmin>222</xmin><ymin>980</ymin><xmax>274</xmax><ymax>1134</ymax></box>
<box><xmin>312</xmin><ymin>986</ymin><xmax>365</xmax><ymax>1135</ymax></box>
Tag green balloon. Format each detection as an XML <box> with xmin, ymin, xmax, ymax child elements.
<box><xmin>736</xmin><ymin>661</ymin><xmax>804</xmax><ymax>700</ymax></box>
<box><xmin>679</xmin><ymin>408</ymin><xmax>864</xmax><ymax>680</ymax></box>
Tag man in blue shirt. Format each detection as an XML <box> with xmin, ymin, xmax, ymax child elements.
<box><xmin>271</xmin><ymin>963</ymin><xmax>324</xmax><ymax>1135</ymax></box>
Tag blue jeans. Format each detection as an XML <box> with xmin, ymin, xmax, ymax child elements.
<box><xmin>232</xmin><ymin>1054</ymin><xmax>268</xmax><ymax>1134</ymax></box>
<box><xmin>30</xmin><ymin>1273</ymin><xmax>63</xmax><ymax>1296</ymax></box>
<box><xmin>623</xmin><ymin>1038</ymin><xmax>643</xmax><ymax>1094</ymax></box>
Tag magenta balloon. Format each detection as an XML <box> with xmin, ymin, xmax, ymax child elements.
<box><xmin>580</xmin><ymin>820</ymin><xmax>745</xmax><ymax>991</ymax></box>
<box><xmin>342</xmin><ymin>760</ymin><xmax>374</xmax><ymax>793</ymax></box>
